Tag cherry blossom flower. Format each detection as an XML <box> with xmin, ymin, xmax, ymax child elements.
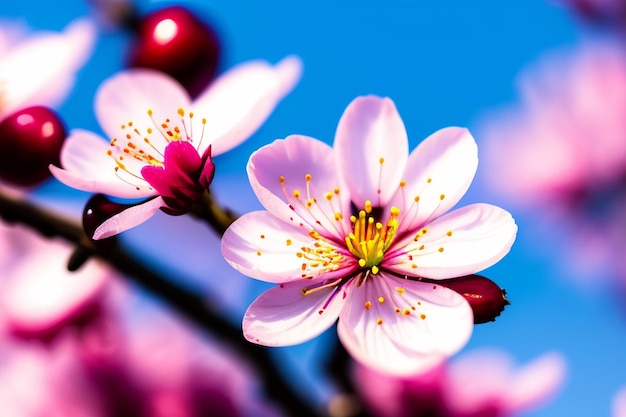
<box><xmin>0</xmin><ymin>18</ymin><xmax>95</xmax><ymax>122</ymax></box>
<box><xmin>0</xmin><ymin>222</ymin><xmax>110</xmax><ymax>342</ymax></box>
<box><xmin>221</xmin><ymin>95</ymin><xmax>517</xmax><ymax>375</ymax></box>
<box><xmin>50</xmin><ymin>55</ymin><xmax>303</xmax><ymax>239</ymax></box>
<box><xmin>353</xmin><ymin>348</ymin><xmax>566</xmax><ymax>417</ymax></box>
<box><xmin>479</xmin><ymin>42</ymin><xmax>626</xmax><ymax>284</ymax></box>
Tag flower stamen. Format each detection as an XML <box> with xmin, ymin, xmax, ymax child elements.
<box><xmin>345</xmin><ymin>203</ymin><xmax>400</xmax><ymax>269</ymax></box>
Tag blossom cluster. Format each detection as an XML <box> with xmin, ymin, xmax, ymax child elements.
<box><xmin>5</xmin><ymin>1</ymin><xmax>619</xmax><ymax>417</ymax></box>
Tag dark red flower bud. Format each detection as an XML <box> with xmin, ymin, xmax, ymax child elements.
<box><xmin>437</xmin><ymin>274</ymin><xmax>509</xmax><ymax>324</ymax></box>
<box><xmin>0</xmin><ymin>106</ymin><xmax>66</xmax><ymax>186</ymax></box>
<box><xmin>82</xmin><ymin>194</ymin><xmax>135</xmax><ymax>241</ymax></box>
<box><xmin>126</xmin><ymin>5</ymin><xmax>221</xmax><ymax>98</ymax></box>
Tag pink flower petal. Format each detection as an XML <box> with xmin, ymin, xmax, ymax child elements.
<box><xmin>95</xmin><ymin>68</ymin><xmax>191</xmax><ymax>150</ymax></box>
<box><xmin>243</xmin><ymin>278</ymin><xmax>350</xmax><ymax>346</ymax></box>
<box><xmin>385</xmin><ymin>203</ymin><xmax>517</xmax><ymax>279</ymax></box>
<box><xmin>337</xmin><ymin>273</ymin><xmax>473</xmax><ymax>375</ymax></box>
<box><xmin>248</xmin><ymin>134</ymin><xmax>352</xmax><ymax>241</ymax></box>
<box><xmin>50</xmin><ymin>129</ymin><xmax>156</xmax><ymax>198</ymax></box>
<box><xmin>193</xmin><ymin>55</ymin><xmax>303</xmax><ymax>156</ymax></box>
<box><xmin>0</xmin><ymin>18</ymin><xmax>96</xmax><ymax>118</ymax></box>
<box><xmin>221</xmin><ymin>210</ymin><xmax>354</xmax><ymax>284</ymax></box>
<box><xmin>389</xmin><ymin>127</ymin><xmax>478</xmax><ymax>232</ymax></box>
<box><xmin>93</xmin><ymin>196</ymin><xmax>166</xmax><ymax>239</ymax></box>
<box><xmin>334</xmin><ymin>96</ymin><xmax>409</xmax><ymax>208</ymax></box>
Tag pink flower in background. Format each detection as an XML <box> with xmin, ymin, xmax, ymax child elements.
<box><xmin>353</xmin><ymin>348</ymin><xmax>566</xmax><ymax>417</ymax></box>
<box><xmin>221</xmin><ymin>95</ymin><xmax>517</xmax><ymax>375</ymax></box>
<box><xmin>0</xmin><ymin>286</ymin><xmax>283</xmax><ymax>417</ymax></box>
<box><xmin>50</xmin><ymin>55</ymin><xmax>303</xmax><ymax>239</ymax></box>
<box><xmin>481</xmin><ymin>42</ymin><xmax>626</xmax><ymax>204</ymax></box>
<box><xmin>0</xmin><ymin>18</ymin><xmax>95</xmax><ymax>122</ymax></box>
<box><xmin>0</xmin><ymin>222</ymin><xmax>109</xmax><ymax>342</ymax></box>
<box><xmin>479</xmin><ymin>42</ymin><xmax>626</xmax><ymax>283</ymax></box>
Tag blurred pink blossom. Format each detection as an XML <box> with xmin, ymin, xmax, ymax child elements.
<box><xmin>353</xmin><ymin>348</ymin><xmax>566</xmax><ymax>417</ymax></box>
<box><xmin>0</xmin><ymin>222</ymin><xmax>110</xmax><ymax>342</ymax></box>
<box><xmin>479</xmin><ymin>42</ymin><xmax>626</xmax><ymax>284</ymax></box>
<box><xmin>0</xmin><ymin>18</ymin><xmax>95</xmax><ymax>122</ymax></box>
<box><xmin>0</xmin><ymin>282</ymin><xmax>282</xmax><ymax>417</ymax></box>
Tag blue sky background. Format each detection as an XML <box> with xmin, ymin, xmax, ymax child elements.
<box><xmin>3</xmin><ymin>1</ymin><xmax>626</xmax><ymax>416</ymax></box>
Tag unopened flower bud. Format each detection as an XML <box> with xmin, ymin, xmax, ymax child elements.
<box><xmin>437</xmin><ymin>274</ymin><xmax>509</xmax><ymax>324</ymax></box>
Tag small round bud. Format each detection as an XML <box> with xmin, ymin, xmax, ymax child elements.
<box><xmin>82</xmin><ymin>194</ymin><xmax>132</xmax><ymax>241</ymax></box>
<box><xmin>126</xmin><ymin>6</ymin><xmax>221</xmax><ymax>98</ymax></box>
<box><xmin>0</xmin><ymin>106</ymin><xmax>66</xmax><ymax>186</ymax></box>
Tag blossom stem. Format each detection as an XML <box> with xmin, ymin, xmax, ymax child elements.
<box><xmin>189</xmin><ymin>189</ymin><xmax>239</xmax><ymax>235</ymax></box>
<box><xmin>0</xmin><ymin>188</ymin><xmax>327</xmax><ymax>417</ymax></box>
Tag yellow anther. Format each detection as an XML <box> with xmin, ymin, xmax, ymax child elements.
<box><xmin>305</xmin><ymin>173</ymin><xmax>312</xmax><ymax>182</ymax></box>
<box><xmin>364</xmin><ymin>301</ymin><xmax>372</xmax><ymax>310</ymax></box>
<box><xmin>364</xmin><ymin>200</ymin><xmax>373</xmax><ymax>214</ymax></box>
<box><xmin>378</xmin><ymin>296</ymin><xmax>384</xmax><ymax>303</ymax></box>
<box><xmin>379</xmin><ymin>157</ymin><xmax>385</xmax><ymax>164</ymax></box>
<box><xmin>371</xmin><ymin>265</ymin><xmax>379</xmax><ymax>274</ymax></box>
<box><xmin>177</xmin><ymin>108</ymin><xmax>185</xmax><ymax>116</ymax></box>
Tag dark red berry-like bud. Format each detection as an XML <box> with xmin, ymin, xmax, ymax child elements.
<box><xmin>0</xmin><ymin>106</ymin><xmax>66</xmax><ymax>187</ymax></box>
<box><xmin>437</xmin><ymin>274</ymin><xmax>509</xmax><ymax>324</ymax></box>
<box><xmin>126</xmin><ymin>5</ymin><xmax>221</xmax><ymax>98</ymax></box>
<box><xmin>82</xmin><ymin>194</ymin><xmax>133</xmax><ymax>241</ymax></box>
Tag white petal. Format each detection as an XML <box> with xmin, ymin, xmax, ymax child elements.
<box><xmin>95</xmin><ymin>68</ymin><xmax>191</xmax><ymax>152</ymax></box>
<box><xmin>243</xmin><ymin>279</ymin><xmax>350</xmax><ymax>346</ymax></box>
<box><xmin>247</xmin><ymin>135</ymin><xmax>352</xmax><ymax>241</ymax></box>
<box><xmin>50</xmin><ymin>129</ymin><xmax>155</xmax><ymax>198</ymax></box>
<box><xmin>389</xmin><ymin>127</ymin><xmax>478</xmax><ymax>231</ymax></box>
<box><xmin>193</xmin><ymin>55</ymin><xmax>303</xmax><ymax>156</ymax></box>
<box><xmin>221</xmin><ymin>210</ymin><xmax>354</xmax><ymax>284</ymax></box>
<box><xmin>93</xmin><ymin>197</ymin><xmax>165</xmax><ymax>239</ymax></box>
<box><xmin>337</xmin><ymin>273</ymin><xmax>473</xmax><ymax>375</ymax></box>
<box><xmin>0</xmin><ymin>18</ymin><xmax>96</xmax><ymax>117</ymax></box>
<box><xmin>334</xmin><ymin>96</ymin><xmax>409</xmax><ymax>208</ymax></box>
<box><xmin>385</xmin><ymin>203</ymin><xmax>517</xmax><ymax>279</ymax></box>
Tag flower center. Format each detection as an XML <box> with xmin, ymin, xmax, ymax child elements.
<box><xmin>344</xmin><ymin>200</ymin><xmax>400</xmax><ymax>274</ymax></box>
<box><xmin>105</xmin><ymin>107</ymin><xmax>206</xmax><ymax>191</ymax></box>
